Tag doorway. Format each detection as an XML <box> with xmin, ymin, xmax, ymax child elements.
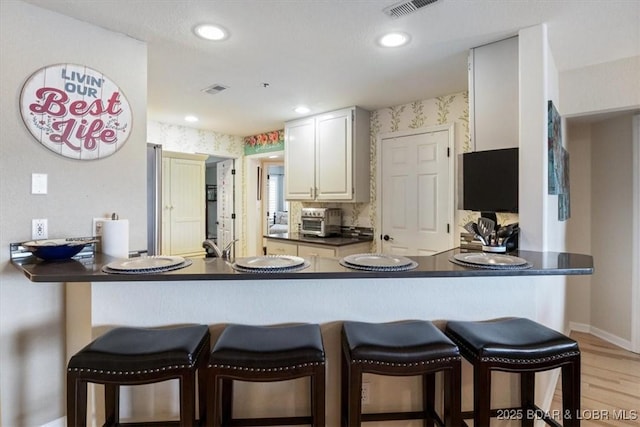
<box><xmin>262</xmin><ymin>162</ymin><xmax>289</xmax><ymax>236</ymax></box>
<box><xmin>205</xmin><ymin>157</ymin><xmax>236</xmax><ymax>253</ymax></box>
<box><xmin>377</xmin><ymin>125</ymin><xmax>455</xmax><ymax>255</ymax></box>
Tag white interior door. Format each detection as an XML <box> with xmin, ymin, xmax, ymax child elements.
<box><xmin>381</xmin><ymin>128</ymin><xmax>453</xmax><ymax>255</ymax></box>
<box><xmin>216</xmin><ymin>159</ymin><xmax>235</xmax><ymax>254</ymax></box>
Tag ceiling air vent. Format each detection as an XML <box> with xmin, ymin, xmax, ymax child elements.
<box><xmin>201</xmin><ymin>84</ymin><xmax>229</xmax><ymax>95</ymax></box>
<box><xmin>383</xmin><ymin>0</ymin><xmax>439</xmax><ymax>18</ymax></box>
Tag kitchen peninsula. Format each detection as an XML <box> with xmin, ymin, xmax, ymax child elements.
<box><xmin>13</xmin><ymin>249</ymin><xmax>592</xmax><ymax>424</ymax></box>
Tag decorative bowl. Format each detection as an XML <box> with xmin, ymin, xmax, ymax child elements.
<box><xmin>22</xmin><ymin>238</ymin><xmax>97</xmax><ymax>261</ymax></box>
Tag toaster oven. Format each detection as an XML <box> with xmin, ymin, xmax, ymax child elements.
<box><xmin>300</xmin><ymin>208</ymin><xmax>341</xmax><ymax>237</ymax></box>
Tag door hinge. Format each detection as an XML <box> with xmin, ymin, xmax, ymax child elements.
<box><xmin>231</xmin><ymin>169</ymin><xmax>236</xmax><ymax>175</ymax></box>
<box><xmin>231</xmin><ymin>213</ymin><xmax>236</xmax><ymax>219</ymax></box>
<box><xmin>447</xmin><ymin>147</ymin><xmax>451</xmax><ymax>157</ymax></box>
<box><xmin>447</xmin><ymin>223</ymin><xmax>450</xmax><ymax>233</ymax></box>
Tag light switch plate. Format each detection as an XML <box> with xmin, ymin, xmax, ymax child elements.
<box><xmin>31</xmin><ymin>173</ymin><xmax>47</xmax><ymax>194</ymax></box>
<box><xmin>93</xmin><ymin>218</ymin><xmax>107</xmax><ymax>236</ymax></box>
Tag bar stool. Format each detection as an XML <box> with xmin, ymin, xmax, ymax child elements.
<box><xmin>445</xmin><ymin>317</ymin><xmax>581</xmax><ymax>427</ymax></box>
<box><xmin>67</xmin><ymin>324</ymin><xmax>210</xmax><ymax>427</ymax></box>
<box><xmin>341</xmin><ymin>320</ymin><xmax>462</xmax><ymax>426</ymax></box>
<box><xmin>206</xmin><ymin>323</ymin><xmax>326</xmax><ymax>427</ymax></box>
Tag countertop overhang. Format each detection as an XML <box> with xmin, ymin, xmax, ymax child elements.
<box><xmin>12</xmin><ymin>248</ymin><xmax>593</xmax><ymax>283</ymax></box>
<box><xmin>264</xmin><ymin>232</ymin><xmax>373</xmax><ymax>247</ymax></box>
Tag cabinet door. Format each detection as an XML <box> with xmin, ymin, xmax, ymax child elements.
<box><xmin>161</xmin><ymin>157</ymin><xmax>171</xmax><ymax>255</ymax></box>
<box><xmin>167</xmin><ymin>157</ymin><xmax>206</xmax><ymax>256</ymax></box>
<box><xmin>285</xmin><ymin>117</ymin><xmax>315</xmax><ymax>200</ymax></box>
<box><xmin>297</xmin><ymin>244</ymin><xmax>336</xmax><ymax>258</ymax></box>
<box><xmin>265</xmin><ymin>240</ymin><xmax>298</xmax><ymax>256</ymax></box>
<box><xmin>315</xmin><ymin>108</ymin><xmax>353</xmax><ymax>200</ymax></box>
<box><xmin>334</xmin><ymin>242</ymin><xmax>372</xmax><ymax>258</ymax></box>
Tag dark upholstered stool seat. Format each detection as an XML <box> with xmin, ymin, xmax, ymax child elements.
<box><xmin>207</xmin><ymin>323</ymin><xmax>326</xmax><ymax>427</ymax></box>
<box><xmin>67</xmin><ymin>324</ymin><xmax>210</xmax><ymax>427</ymax></box>
<box><xmin>445</xmin><ymin>318</ymin><xmax>581</xmax><ymax>427</ymax></box>
<box><xmin>445</xmin><ymin>317</ymin><xmax>579</xmax><ymax>362</ymax></box>
<box><xmin>342</xmin><ymin>320</ymin><xmax>461</xmax><ymax>426</ymax></box>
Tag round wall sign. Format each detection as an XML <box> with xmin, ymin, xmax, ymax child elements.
<box><xmin>20</xmin><ymin>64</ymin><xmax>132</xmax><ymax>160</ymax></box>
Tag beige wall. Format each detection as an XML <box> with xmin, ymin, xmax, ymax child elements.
<box><xmin>561</xmin><ymin>56</ymin><xmax>640</xmax><ymax>117</ymax></box>
<box><xmin>590</xmin><ymin>114</ymin><xmax>634</xmax><ymax>341</ymax></box>
<box><xmin>0</xmin><ymin>1</ymin><xmax>147</xmax><ymax>425</ymax></box>
<box><xmin>565</xmin><ymin>123</ymin><xmax>593</xmax><ymax>327</ymax></box>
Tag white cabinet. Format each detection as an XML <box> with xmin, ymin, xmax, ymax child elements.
<box><xmin>162</xmin><ymin>151</ymin><xmax>208</xmax><ymax>257</ymax></box>
<box><xmin>265</xmin><ymin>239</ymin><xmax>371</xmax><ymax>258</ymax></box>
<box><xmin>285</xmin><ymin>106</ymin><xmax>370</xmax><ymax>202</ymax></box>
<box><xmin>298</xmin><ymin>241</ymin><xmax>371</xmax><ymax>259</ymax></box>
<box><xmin>468</xmin><ymin>36</ymin><xmax>519</xmax><ymax>151</ymax></box>
<box><xmin>265</xmin><ymin>239</ymin><xmax>298</xmax><ymax>256</ymax></box>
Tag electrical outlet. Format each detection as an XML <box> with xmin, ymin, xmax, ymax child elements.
<box><xmin>361</xmin><ymin>381</ymin><xmax>370</xmax><ymax>405</ymax></box>
<box><xmin>93</xmin><ymin>218</ymin><xmax>107</xmax><ymax>237</ymax></box>
<box><xmin>32</xmin><ymin>219</ymin><xmax>48</xmax><ymax>240</ymax></box>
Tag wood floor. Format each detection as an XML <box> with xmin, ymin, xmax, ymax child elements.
<box><xmin>549</xmin><ymin>332</ymin><xmax>640</xmax><ymax>426</ymax></box>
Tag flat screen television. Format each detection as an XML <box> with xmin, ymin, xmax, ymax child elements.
<box><xmin>463</xmin><ymin>147</ymin><xmax>518</xmax><ymax>213</ymax></box>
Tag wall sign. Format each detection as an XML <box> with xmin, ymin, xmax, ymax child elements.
<box><xmin>20</xmin><ymin>64</ymin><xmax>132</xmax><ymax>160</ymax></box>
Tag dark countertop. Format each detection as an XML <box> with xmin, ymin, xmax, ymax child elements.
<box><xmin>12</xmin><ymin>248</ymin><xmax>593</xmax><ymax>283</ymax></box>
<box><xmin>264</xmin><ymin>232</ymin><xmax>373</xmax><ymax>247</ymax></box>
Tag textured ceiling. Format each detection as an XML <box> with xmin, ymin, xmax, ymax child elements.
<box><xmin>21</xmin><ymin>0</ymin><xmax>640</xmax><ymax>136</ymax></box>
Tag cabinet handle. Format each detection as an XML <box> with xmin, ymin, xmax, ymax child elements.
<box><xmin>310</xmin><ymin>187</ymin><xmax>313</xmax><ymax>198</ymax></box>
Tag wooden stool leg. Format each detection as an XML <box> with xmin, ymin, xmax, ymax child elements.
<box><xmin>562</xmin><ymin>356</ymin><xmax>581</xmax><ymax>427</ymax></box>
<box><xmin>198</xmin><ymin>365</ymin><xmax>207</xmax><ymax>425</ymax></box>
<box><xmin>104</xmin><ymin>383</ymin><xmax>119</xmax><ymax>426</ymax></box>
<box><xmin>341</xmin><ymin>350</ymin><xmax>349</xmax><ymax>426</ymax></box>
<box><xmin>444</xmin><ymin>361</ymin><xmax>462</xmax><ymax>427</ymax></box>
<box><xmin>347</xmin><ymin>364</ymin><xmax>363</xmax><ymax>427</ymax></box>
<box><xmin>221</xmin><ymin>378</ymin><xmax>233</xmax><ymax>426</ymax></box>
<box><xmin>423</xmin><ymin>373</ymin><xmax>435</xmax><ymax>427</ymax></box>
<box><xmin>207</xmin><ymin>370</ymin><xmax>221</xmax><ymax>427</ymax></box>
<box><xmin>474</xmin><ymin>362</ymin><xmax>491</xmax><ymax>427</ymax></box>
<box><xmin>312</xmin><ymin>364</ymin><xmax>326</xmax><ymax>427</ymax></box>
<box><xmin>521</xmin><ymin>372</ymin><xmax>535</xmax><ymax>427</ymax></box>
<box><xmin>180</xmin><ymin>372</ymin><xmax>196</xmax><ymax>427</ymax></box>
<box><xmin>67</xmin><ymin>373</ymin><xmax>87</xmax><ymax>427</ymax></box>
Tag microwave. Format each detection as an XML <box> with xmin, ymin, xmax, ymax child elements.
<box><xmin>300</xmin><ymin>208</ymin><xmax>341</xmax><ymax>237</ymax></box>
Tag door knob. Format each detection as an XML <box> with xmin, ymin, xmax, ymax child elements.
<box><xmin>383</xmin><ymin>235</ymin><xmax>394</xmax><ymax>241</ymax></box>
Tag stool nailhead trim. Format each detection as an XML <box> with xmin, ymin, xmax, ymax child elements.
<box><xmin>68</xmin><ymin>364</ymin><xmax>193</xmax><ymax>375</ymax></box>
<box><xmin>451</xmin><ymin>337</ymin><xmax>580</xmax><ymax>365</ymax></box>
<box><xmin>208</xmin><ymin>361</ymin><xmax>325</xmax><ymax>372</ymax></box>
<box><xmin>352</xmin><ymin>355</ymin><xmax>461</xmax><ymax>367</ymax></box>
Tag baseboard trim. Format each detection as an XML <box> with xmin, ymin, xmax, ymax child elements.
<box><xmin>569</xmin><ymin>322</ymin><xmax>633</xmax><ymax>351</ymax></box>
<box><xmin>40</xmin><ymin>416</ymin><xmax>65</xmax><ymax>427</ymax></box>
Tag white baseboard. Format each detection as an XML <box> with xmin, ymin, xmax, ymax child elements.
<box><xmin>568</xmin><ymin>321</ymin><xmax>591</xmax><ymax>334</ymax></box>
<box><xmin>40</xmin><ymin>417</ymin><xmax>65</xmax><ymax>427</ymax></box>
<box><xmin>568</xmin><ymin>322</ymin><xmax>633</xmax><ymax>351</ymax></box>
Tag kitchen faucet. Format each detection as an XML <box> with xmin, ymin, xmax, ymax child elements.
<box><xmin>202</xmin><ymin>239</ymin><xmax>238</xmax><ymax>260</ymax></box>
<box><xmin>221</xmin><ymin>239</ymin><xmax>238</xmax><ymax>260</ymax></box>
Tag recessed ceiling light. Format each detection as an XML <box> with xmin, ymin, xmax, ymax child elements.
<box><xmin>268</xmin><ymin>155</ymin><xmax>279</xmax><ymax>159</ymax></box>
<box><xmin>194</xmin><ymin>24</ymin><xmax>228</xmax><ymax>41</ymax></box>
<box><xmin>294</xmin><ymin>106</ymin><xmax>310</xmax><ymax>114</ymax></box>
<box><xmin>184</xmin><ymin>115</ymin><xmax>199</xmax><ymax>123</ymax></box>
<box><xmin>378</xmin><ymin>32</ymin><xmax>410</xmax><ymax>47</ymax></box>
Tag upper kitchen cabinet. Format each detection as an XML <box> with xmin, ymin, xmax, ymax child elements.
<box><xmin>285</xmin><ymin>106</ymin><xmax>370</xmax><ymax>202</ymax></box>
<box><xmin>468</xmin><ymin>36</ymin><xmax>519</xmax><ymax>151</ymax></box>
<box><xmin>162</xmin><ymin>151</ymin><xmax>208</xmax><ymax>257</ymax></box>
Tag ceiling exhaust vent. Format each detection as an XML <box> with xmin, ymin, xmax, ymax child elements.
<box><xmin>383</xmin><ymin>0</ymin><xmax>439</xmax><ymax>18</ymax></box>
<box><xmin>201</xmin><ymin>84</ymin><xmax>229</xmax><ymax>95</ymax></box>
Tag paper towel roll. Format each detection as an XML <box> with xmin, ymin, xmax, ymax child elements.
<box><xmin>102</xmin><ymin>219</ymin><xmax>129</xmax><ymax>258</ymax></box>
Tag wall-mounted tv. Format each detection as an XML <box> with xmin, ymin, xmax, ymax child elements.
<box><xmin>463</xmin><ymin>147</ymin><xmax>518</xmax><ymax>213</ymax></box>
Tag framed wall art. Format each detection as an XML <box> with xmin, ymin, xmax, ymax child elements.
<box><xmin>20</xmin><ymin>63</ymin><xmax>132</xmax><ymax>160</ymax></box>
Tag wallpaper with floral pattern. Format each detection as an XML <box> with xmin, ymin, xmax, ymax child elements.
<box><xmin>149</xmin><ymin>89</ymin><xmax>517</xmax><ymax>256</ymax></box>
